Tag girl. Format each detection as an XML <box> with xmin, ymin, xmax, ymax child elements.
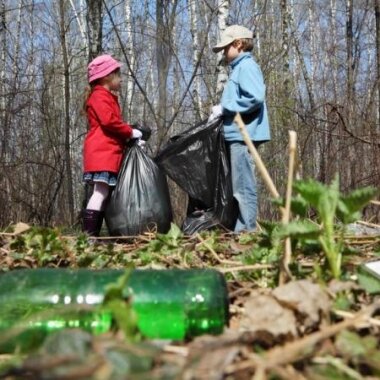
<box><xmin>82</xmin><ymin>54</ymin><xmax>142</xmax><ymax>236</ymax></box>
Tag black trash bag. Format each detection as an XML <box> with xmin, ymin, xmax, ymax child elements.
<box><xmin>155</xmin><ymin>118</ymin><xmax>238</xmax><ymax>234</ymax></box>
<box><xmin>105</xmin><ymin>145</ymin><xmax>173</xmax><ymax>236</ymax></box>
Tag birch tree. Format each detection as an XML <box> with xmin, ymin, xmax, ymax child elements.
<box><xmin>59</xmin><ymin>0</ymin><xmax>74</xmax><ymax>224</ymax></box>
<box><xmin>69</xmin><ymin>0</ymin><xmax>88</xmax><ymax>57</ymax></box>
<box><xmin>215</xmin><ymin>0</ymin><xmax>229</xmax><ymax>99</ymax></box>
<box><xmin>189</xmin><ymin>0</ymin><xmax>202</xmax><ymax>116</ymax></box>
<box><xmin>86</xmin><ymin>0</ymin><xmax>103</xmax><ymax>61</ymax></box>
<box><xmin>124</xmin><ymin>0</ymin><xmax>135</xmax><ymax>117</ymax></box>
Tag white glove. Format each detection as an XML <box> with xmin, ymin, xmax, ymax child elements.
<box><xmin>131</xmin><ymin>129</ymin><xmax>143</xmax><ymax>139</ymax></box>
<box><xmin>208</xmin><ymin>104</ymin><xmax>223</xmax><ymax>122</ymax></box>
<box><xmin>137</xmin><ymin>139</ymin><xmax>146</xmax><ymax>148</ymax></box>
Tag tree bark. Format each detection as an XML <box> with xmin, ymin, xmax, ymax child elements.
<box><xmin>346</xmin><ymin>0</ymin><xmax>354</xmax><ymax>116</ymax></box>
<box><xmin>155</xmin><ymin>0</ymin><xmax>178</xmax><ymax>145</ymax></box>
<box><xmin>215</xmin><ymin>0</ymin><xmax>229</xmax><ymax>98</ymax></box>
<box><xmin>375</xmin><ymin>0</ymin><xmax>380</xmax><ymax>126</ymax></box>
<box><xmin>0</xmin><ymin>0</ymin><xmax>6</xmax><ymax>161</ymax></box>
<box><xmin>124</xmin><ymin>0</ymin><xmax>134</xmax><ymax>119</ymax></box>
<box><xmin>59</xmin><ymin>0</ymin><xmax>75</xmax><ymax>224</ymax></box>
<box><xmin>69</xmin><ymin>0</ymin><xmax>88</xmax><ymax>57</ymax></box>
<box><xmin>86</xmin><ymin>0</ymin><xmax>103</xmax><ymax>61</ymax></box>
<box><xmin>189</xmin><ymin>0</ymin><xmax>202</xmax><ymax>116</ymax></box>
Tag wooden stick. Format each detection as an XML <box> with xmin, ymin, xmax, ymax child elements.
<box><xmin>279</xmin><ymin>131</ymin><xmax>297</xmax><ymax>285</ymax></box>
<box><xmin>234</xmin><ymin>113</ymin><xmax>299</xmax><ymax>284</ymax></box>
<box><xmin>226</xmin><ymin>302</ymin><xmax>380</xmax><ymax>375</ymax></box>
<box><xmin>217</xmin><ymin>264</ymin><xmax>274</xmax><ymax>273</ymax></box>
<box><xmin>357</xmin><ymin>220</ymin><xmax>380</xmax><ymax>229</ymax></box>
<box><xmin>234</xmin><ymin>113</ymin><xmax>280</xmax><ymax>199</ymax></box>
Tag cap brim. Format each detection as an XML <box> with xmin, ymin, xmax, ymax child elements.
<box><xmin>212</xmin><ymin>38</ymin><xmax>234</xmax><ymax>53</ymax></box>
<box><xmin>212</xmin><ymin>45</ymin><xmax>226</xmax><ymax>53</ymax></box>
<box><xmin>212</xmin><ymin>41</ymin><xmax>233</xmax><ymax>53</ymax></box>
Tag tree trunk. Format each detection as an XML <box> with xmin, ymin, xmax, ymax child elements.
<box><xmin>375</xmin><ymin>0</ymin><xmax>380</xmax><ymax>126</ymax></box>
<box><xmin>155</xmin><ymin>0</ymin><xmax>178</xmax><ymax>145</ymax></box>
<box><xmin>59</xmin><ymin>0</ymin><xmax>75</xmax><ymax>224</ymax></box>
<box><xmin>86</xmin><ymin>0</ymin><xmax>103</xmax><ymax>61</ymax></box>
<box><xmin>69</xmin><ymin>0</ymin><xmax>88</xmax><ymax>57</ymax></box>
<box><xmin>189</xmin><ymin>0</ymin><xmax>202</xmax><ymax>117</ymax></box>
<box><xmin>346</xmin><ymin>0</ymin><xmax>354</xmax><ymax>117</ymax></box>
<box><xmin>308</xmin><ymin>0</ymin><xmax>316</xmax><ymax>105</ymax></box>
<box><xmin>330</xmin><ymin>0</ymin><xmax>338</xmax><ymax>100</ymax></box>
<box><xmin>280</xmin><ymin>0</ymin><xmax>290</xmax><ymax>91</ymax></box>
<box><xmin>0</xmin><ymin>0</ymin><xmax>6</xmax><ymax>162</ymax></box>
<box><xmin>215</xmin><ymin>0</ymin><xmax>229</xmax><ymax>98</ymax></box>
<box><xmin>124</xmin><ymin>0</ymin><xmax>135</xmax><ymax>119</ymax></box>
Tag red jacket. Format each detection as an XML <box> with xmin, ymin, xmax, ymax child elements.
<box><xmin>83</xmin><ymin>85</ymin><xmax>133</xmax><ymax>173</ymax></box>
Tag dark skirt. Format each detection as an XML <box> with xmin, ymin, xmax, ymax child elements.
<box><xmin>83</xmin><ymin>171</ymin><xmax>118</xmax><ymax>186</ymax></box>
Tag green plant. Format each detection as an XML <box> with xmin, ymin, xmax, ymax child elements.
<box><xmin>10</xmin><ymin>227</ymin><xmax>69</xmax><ymax>266</ymax></box>
<box><xmin>102</xmin><ymin>269</ymin><xmax>139</xmax><ymax>341</ymax></box>
<box><xmin>270</xmin><ymin>176</ymin><xmax>377</xmax><ymax>279</ymax></box>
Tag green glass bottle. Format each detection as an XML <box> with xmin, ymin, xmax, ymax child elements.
<box><xmin>0</xmin><ymin>269</ymin><xmax>229</xmax><ymax>352</ymax></box>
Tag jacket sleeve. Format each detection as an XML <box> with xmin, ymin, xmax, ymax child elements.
<box><xmin>222</xmin><ymin>61</ymin><xmax>265</xmax><ymax>115</ymax></box>
<box><xmin>89</xmin><ymin>92</ymin><xmax>133</xmax><ymax>139</ymax></box>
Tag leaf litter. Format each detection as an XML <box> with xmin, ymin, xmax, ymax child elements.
<box><xmin>0</xmin><ymin>223</ymin><xmax>379</xmax><ymax>379</ymax></box>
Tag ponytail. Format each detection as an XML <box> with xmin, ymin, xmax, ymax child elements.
<box><xmin>82</xmin><ymin>85</ymin><xmax>93</xmax><ymax>116</ymax></box>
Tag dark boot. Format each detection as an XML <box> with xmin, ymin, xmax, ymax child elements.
<box><xmin>82</xmin><ymin>209</ymin><xmax>103</xmax><ymax>237</ymax></box>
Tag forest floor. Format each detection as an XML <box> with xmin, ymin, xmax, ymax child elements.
<box><xmin>0</xmin><ymin>221</ymin><xmax>379</xmax><ymax>380</ymax></box>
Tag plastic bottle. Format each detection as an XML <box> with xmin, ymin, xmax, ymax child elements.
<box><xmin>0</xmin><ymin>268</ymin><xmax>229</xmax><ymax>352</ymax></box>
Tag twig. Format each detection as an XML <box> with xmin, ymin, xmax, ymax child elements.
<box><xmin>217</xmin><ymin>264</ymin><xmax>275</xmax><ymax>273</ymax></box>
<box><xmin>357</xmin><ymin>220</ymin><xmax>380</xmax><ymax>229</ymax></box>
<box><xmin>333</xmin><ymin>309</ymin><xmax>380</xmax><ymax>328</ymax></box>
<box><xmin>370</xmin><ymin>200</ymin><xmax>380</xmax><ymax>206</ymax></box>
<box><xmin>226</xmin><ymin>302</ymin><xmax>380</xmax><ymax>375</ymax></box>
<box><xmin>163</xmin><ymin>345</ymin><xmax>189</xmax><ymax>356</ymax></box>
<box><xmin>261</xmin><ymin>302</ymin><xmax>379</xmax><ymax>367</ymax></box>
<box><xmin>279</xmin><ymin>131</ymin><xmax>297</xmax><ymax>285</ymax></box>
<box><xmin>196</xmin><ymin>233</ymin><xmax>239</xmax><ymax>265</ymax></box>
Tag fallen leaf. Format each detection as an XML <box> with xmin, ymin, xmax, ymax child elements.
<box><xmin>12</xmin><ymin>222</ymin><xmax>31</xmax><ymax>236</ymax></box>
<box><xmin>240</xmin><ymin>291</ymin><xmax>298</xmax><ymax>339</ymax></box>
<box><xmin>272</xmin><ymin>280</ymin><xmax>331</xmax><ymax>330</ymax></box>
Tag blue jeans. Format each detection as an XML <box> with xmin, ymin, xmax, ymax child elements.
<box><xmin>228</xmin><ymin>141</ymin><xmax>257</xmax><ymax>232</ymax></box>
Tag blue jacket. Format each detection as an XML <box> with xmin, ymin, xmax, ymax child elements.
<box><xmin>221</xmin><ymin>52</ymin><xmax>271</xmax><ymax>142</ymax></box>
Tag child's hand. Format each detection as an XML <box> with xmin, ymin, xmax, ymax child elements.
<box><xmin>208</xmin><ymin>104</ymin><xmax>223</xmax><ymax>122</ymax></box>
<box><xmin>131</xmin><ymin>129</ymin><xmax>143</xmax><ymax>139</ymax></box>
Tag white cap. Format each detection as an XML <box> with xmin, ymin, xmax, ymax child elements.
<box><xmin>213</xmin><ymin>25</ymin><xmax>254</xmax><ymax>53</ymax></box>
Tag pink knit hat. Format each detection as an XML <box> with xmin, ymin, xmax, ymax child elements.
<box><xmin>88</xmin><ymin>54</ymin><xmax>122</xmax><ymax>83</ymax></box>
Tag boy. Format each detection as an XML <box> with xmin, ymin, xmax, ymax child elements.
<box><xmin>209</xmin><ymin>25</ymin><xmax>271</xmax><ymax>232</ymax></box>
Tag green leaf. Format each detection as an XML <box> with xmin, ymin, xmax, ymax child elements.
<box><xmin>337</xmin><ymin>186</ymin><xmax>378</xmax><ymax>224</ymax></box>
<box><xmin>293</xmin><ymin>178</ymin><xmax>327</xmax><ymax>209</ymax></box>
<box><xmin>356</xmin><ymin>267</ymin><xmax>380</xmax><ymax>294</ymax></box>
<box><xmin>271</xmin><ymin>220</ymin><xmax>321</xmax><ymax>243</ymax></box>
<box><xmin>336</xmin><ymin>330</ymin><xmax>377</xmax><ymax>358</ymax></box>
<box><xmin>165</xmin><ymin>223</ymin><xmax>182</xmax><ymax>240</ymax></box>
<box><xmin>156</xmin><ymin>223</ymin><xmax>183</xmax><ymax>248</ymax></box>
<box><xmin>103</xmin><ymin>269</ymin><xmax>132</xmax><ymax>302</ymax></box>
<box><xmin>104</xmin><ymin>299</ymin><xmax>139</xmax><ymax>341</ymax></box>
<box><xmin>307</xmin><ymin>362</ymin><xmax>357</xmax><ymax>380</ymax></box>
<box><xmin>290</xmin><ymin>195</ymin><xmax>309</xmax><ymax>217</ymax></box>
<box><xmin>317</xmin><ymin>175</ymin><xmax>340</xmax><ymax>224</ymax></box>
